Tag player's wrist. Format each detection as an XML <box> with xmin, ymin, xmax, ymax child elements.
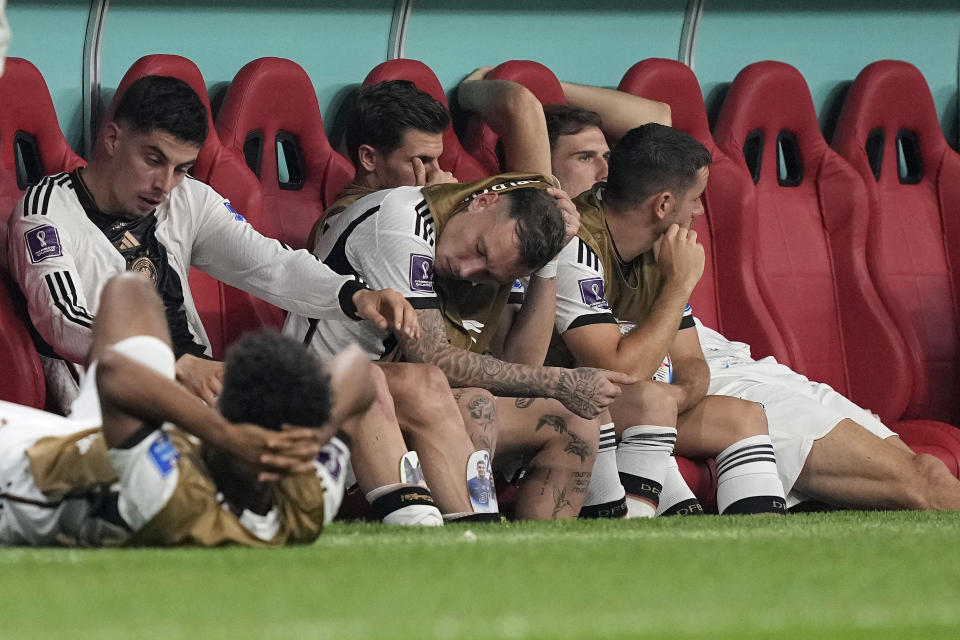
<box><xmin>534</xmin><ymin>257</ymin><xmax>559</xmax><ymax>279</ymax></box>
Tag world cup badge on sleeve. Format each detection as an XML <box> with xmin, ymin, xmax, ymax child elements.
<box><xmin>25</xmin><ymin>225</ymin><xmax>63</xmax><ymax>263</ymax></box>
<box><xmin>409</xmin><ymin>254</ymin><xmax>434</xmax><ymax>293</ymax></box>
<box><xmin>578</xmin><ymin>277</ymin><xmax>609</xmax><ymax>310</ymax></box>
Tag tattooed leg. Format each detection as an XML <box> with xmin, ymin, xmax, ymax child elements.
<box><xmin>379</xmin><ymin>363</ymin><xmax>475</xmax><ymax>514</ymax></box>
<box><xmin>455</xmin><ymin>388</ymin><xmax>500</xmax><ymax>455</ymax></box>
<box><xmin>494</xmin><ymin>397</ymin><xmax>598</xmax><ymax>519</ymax></box>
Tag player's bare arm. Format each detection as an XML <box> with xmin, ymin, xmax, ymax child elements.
<box><xmin>563</xmin><ymin>224</ymin><xmax>703</xmax><ymax>378</ymax></box>
<box><xmin>457</xmin><ymin>71</ymin><xmax>553</xmax><ymax>176</ymax></box>
<box><xmin>411</xmin><ymin>156</ymin><xmax>457</xmax><ymax>186</ymax></box>
<box><xmin>661</xmin><ymin>325</ymin><xmax>710</xmax><ymax>414</ymax></box>
<box><xmin>560</xmin><ymin>81</ymin><xmax>672</xmax><ymax>138</ymax></box>
<box><xmin>399</xmin><ymin>308</ymin><xmax>633</xmax><ymax>418</ymax></box>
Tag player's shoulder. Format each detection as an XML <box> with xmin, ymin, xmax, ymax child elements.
<box><xmin>561</xmin><ymin>236</ymin><xmax>604</xmax><ymax>273</ymax></box>
<box><xmin>17</xmin><ymin>172</ymin><xmax>78</xmax><ymax>220</ymax></box>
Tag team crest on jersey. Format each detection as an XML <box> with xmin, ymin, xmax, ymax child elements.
<box><xmin>25</xmin><ymin>225</ymin><xmax>63</xmax><ymax>263</ymax></box>
<box><xmin>131</xmin><ymin>256</ymin><xmax>158</xmax><ymax>283</ymax></box>
<box><xmin>223</xmin><ymin>201</ymin><xmax>246</xmax><ymax>222</ymax></box>
<box><xmin>409</xmin><ymin>254</ymin><xmax>434</xmax><ymax>292</ymax></box>
<box><xmin>578</xmin><ymin>277</ymin><xmax>609</xmax><ymax>309</ymax></box>
<box><xmin>148</xmin><ymin>433</ymin><xmax>179</xmax><ymax>477</ymax></box>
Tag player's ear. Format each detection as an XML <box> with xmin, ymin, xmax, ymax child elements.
<box><xmin>357</xmin><ymin>144</ymin><xmax>378</xmax><ymax>172</ymax></box>
<box><xmin>652</xmin><ymin>191</ymin><xmax>673</xmax><ymax>221</ymax></box>
<box><xmin>468</xmin><ymin>191</ymin><xmax>499</xmax><ymax>212</ymax></box>
<box><xmin>101</xmin><ymin>121</ymin><xmax>122</xmax><ymax>157</ymax></box>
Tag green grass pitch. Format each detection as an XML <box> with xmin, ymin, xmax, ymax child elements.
<box><xmin>2</xmin><ymin>511</ymin><xmax>959</xmax><ymax>639</ymax></box>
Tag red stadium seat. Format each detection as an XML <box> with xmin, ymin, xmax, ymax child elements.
<box><xmin>363</xmin><ymin>59</ymin><xmax>488</xmax><ymax>182</ymax></box>
<box><xmin>461</xmin><ymin>60</ymin><xmax>567</xmax><ymax>175</ymax></box>
<box><xmin>618</xmin><ymin>59</ymin><xmax>786</xmax><ymax>362</ymax></box>
<box><xmin>832</xmin><ymin>60</ymin><xmax>960</xmax><ymax>425</ymax></box>
<box><xmin>216</xmin><ymin>57</ymin><xmax>354</xmax><ymax>250</ymax></box>
<box><xmin>0</xmin><ymin>269</ymin><xmax>45</xmax><ymax>408</ymax></box>
<box><xmin>711</xmin><ymin>61</ymin><xmax>916</xmax><ymax>423</ymax></box>
<box><xmin>109</xmin><ymin>55</ymin><xmax>283</xmax><ymax>359</ymax></box>
<box><xmin>0</xmin><ymin>57</ymin><xmax>84</xmax><ymax>221</ymax></box>
<box><xmin>710</xmin><ymin>61</ymin><xmax>960</xmax><ymax>476</ymax></box>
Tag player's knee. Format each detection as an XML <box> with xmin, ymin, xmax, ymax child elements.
<box><xmin>736</xmin><ymin>399</ymin><xmax>769</xmax><ymax>439</ymax></box>
<box><xmin>619</xmin><ymin>381</ymin><xmax>678</xmax><ymax>427</ymax></box>
<box><xmin>368</xmin><ymin>365</ymin><xmax>398</xmax><ymax>421</ymax></box>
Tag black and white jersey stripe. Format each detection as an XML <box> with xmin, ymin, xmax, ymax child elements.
<box><xmin>598</xmin><ymin>425</ymin><xmax>618</xmax><ymax>452</ymax></box>
<box><xmin>44</xmin><ymin>271</ymin><xmax>94</xmax><ymax>329</ymax></box>
<box><xmin>23</xmin><ymin>172</ymin><xmax>73</xmax><ymax>218</ymax></box>
<box><xmin>413</xmin><ymin>199</ymin><xmax>435</xmax><ymax>247</ymax></box>
<box><xmin>576</xmin><ymin>239</ymin><xmax>601</xmax><ymax>272</ymax></box>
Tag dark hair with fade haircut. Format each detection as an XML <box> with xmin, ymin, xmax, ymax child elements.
<box><xmin>504</xmin><ymin>188</ymin><xmax>566</xmax><ymax>272</ymax></box>
<box><xmin>345</xmin><ymin>80</ymin><xmax>450</xmax><ymax>165</ymax></box>
<box><xmin>605</xmin><ymin>123</ymin><xmax>712</xmax><ymax>208</ymax></box>
<box><xmin>218</xmin><ymin>330</ymin><xmax>331</xmax><ymax>431</ymax></box>
<box><xmin>113</xmin><ymin>75</ymin><xmax>208</xmax><ymax>147</ymax></box>
<box><xmin>544</xmin><ymin>103</ymin><xmax>603</xmax><ymax>150</ymax></box>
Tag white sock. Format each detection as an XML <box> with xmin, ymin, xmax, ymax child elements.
<box><xmin>366</xmin><ymin>483</ymin><xmax>444</xmax><ymax>526</ymax></box>
<box><xmin>655</xmin><ymin>456</ymin><xmax>703</xmax><ymax>516</ymax></box>
<box><xmin>616</xmin><ymin>425</ymin><xmax>676</xmax><ymax>518</ymax></box>
<box><xmin>581</xmin><ymin>423</ymin><xmax>626</xmax><ymax>518</ymax></box>
<box><xmin>716</xmin><ymin>435</ymin><xmax>786</xmax><ymax>515</ymax></box>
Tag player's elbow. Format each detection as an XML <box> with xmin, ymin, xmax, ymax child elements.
<box><xmin>656</xmin><ymin>101</ymin><xmax>672</xmax><ymax>127</ymax></box>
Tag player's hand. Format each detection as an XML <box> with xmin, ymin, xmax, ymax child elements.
<box><xmin>412</xmin><ymin>157</ymin><xmax>457</xmax><ymax>186</ymax></box>
<box><xmin>655</xmin><ymin>223</ymin><xmax>704</xmax><ymax>294</ymax></box>
<box><xmin>462</xmin><ymin>66</ymin><xmax>495</xmax><ymax>83</ymax></box>
<box><xmin>224</xmin><ymin>422</ymin><xmax>326</xmax><ymax>482</ymax></box>
<box><xmin>546</xmin><ymin>186</ymin><xmax>580</xmax><ymax>245</ymax></box>
<box><xmin>555</xmin><ymin>367</ymin><xmax>637</xmax><ymax>418</ymax></box>
<box><xmin>353</xmin><ymin>288</ymin><xmax>421</xmax><ymax>340</ymax></box>
<box><xmin>175</xmin><ymin>354</ymin><xmax>224</xmax><ymax>405</ymax></box>
<box><xmin>325</xmin><ymin>344</ymin><xmax>377</xmax><ymax>428</ymax></box>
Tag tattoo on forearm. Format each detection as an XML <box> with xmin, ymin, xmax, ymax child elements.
<box><xmin>534</xmin><ymin>414</ymin><xmax>567</xmax><ymax>434</ymax></box>
<box><xmin>401</xmin><ymin>309</ymin><xmax>558</xmax><ymax>398</ymax></box>
<box><xmin>552</xmin><ymin>486</ymin><xmax>572</xmax><ymax>518</ymax></box>
<box><xmin>514</xmin><ymin>397</ymin><xmax>535</xmax><ymax>409</ymax></box>
<box><xmin>564</xmin><ymin>432</ymin><xmax>591</xmax><ymax>462</ymax></box>
<box><xmin>555</xmin><ymin>369</ymin><xmax>603</xmax><ymax>417</ymax></box>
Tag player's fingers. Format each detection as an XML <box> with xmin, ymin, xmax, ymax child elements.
<box><xmin>402</xmin><ymin>301</ymin><xmax>420</xmax><ymax>340</ymax></box>
<box><xmin>604</xmin><ymin>370</ymin><xmax>637</xmax><ymax>386</ymax></box>
<box><xmin>412</xmin><ymin>157</ymin><xmax>426</xmax><ymax>186</ymax></box>
<box><xmin>686</xmin><ymin>229</ymin><xmax>698</xmax><ymax>244</ymax></box>
<box><xmin>257</xmin><ymin>471</ymin><xmax>281</xmax><ymax>483</ymax></box>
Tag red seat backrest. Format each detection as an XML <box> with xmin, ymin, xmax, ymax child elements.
<box><xmin>0</xmin><ymin>58</ymin><xmax>85</xmax><ymax>221</ymax></box>
<box><xmin>712</xmin><ymin>61</ymin><xmax>913</xmax><ymax>423</ymax></box>
<box><xmin>216</xmin><ymin>57</ymin><xmax>354</xmax><ymax>250</ymax></box>
<box><xmin>618</xmin><ymin>59</ymin><xmax>786</xmax><ymax>362</ymax></box>
<box><xmin>363</xmin><ymin>59</ymin><xmax>488</xmax><ymax>182</ymax></box>
<box><xmin>108</xmin><ymin>55</ymin><xmax>281</xmax><ymax>359</ymax></box>
<box><xmin>832</xmin><ymin>60</ymin><xmax>960</xmax><ymax>424</ymax></box>
<box><xmin>461</xmin><ymin>60</ymin><xmax>567</xmax><ymax>175</ymax></box>
<box><xmin>0</xmin><ymin>268</ymin><xmax>46</xmax><ymax>408</ymax></box>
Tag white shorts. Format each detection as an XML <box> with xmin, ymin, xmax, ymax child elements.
<box><xmin>708</xmin><ymin>357</ymin><xmax>896</xmax><ymax>507</ymax></box>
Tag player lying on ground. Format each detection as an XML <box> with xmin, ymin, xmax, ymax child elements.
<box><xmin>0</xmin><ymin>273</ymin><xmax>377</xmax><ymax>546</ymax></box>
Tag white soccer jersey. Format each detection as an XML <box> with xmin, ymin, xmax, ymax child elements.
<box><xmin>7</xmin><ymin>172</ymin><xmax>364</xmax><ymax>363</ymax></box>
<box><xmin>284</xmin><ymin>186</ymin><xmax>438</xmax><ymax>359</ymax></box>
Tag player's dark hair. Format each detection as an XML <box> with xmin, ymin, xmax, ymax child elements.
<box><xmin>345</xmin><ymin>80</ymin><xmax>450</xmax><ymax>165</ymax></box>
<box><xmin>219</xmin><ymin>330</ymin><xmax>331</xmax><ymax>431</ymax></box>
<box><xmin>504</xmin><ymin>188</ymin><xmax>566</xmax><ymax>272</ymax></box>
<box><xmin>544</xmin><ymin>103</ymin><xmax>603</xmax><ymax>150</ymax></box>
<box><xmin>605</xmin><ymin>123</ymin><xmax>712</xmax><ymax>208</ymax></box>
<box><xmin>113</xmin><ymin>75</ymin><xmax>208</xmax><ymax>147</ymax></box>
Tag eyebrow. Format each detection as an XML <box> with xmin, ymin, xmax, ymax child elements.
<box><xmin>145</xmin><ymin>145</ymin><xmax>195</xmax><ymax>170</ymax></box>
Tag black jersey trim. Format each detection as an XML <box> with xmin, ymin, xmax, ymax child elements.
<box><xmin>45</xmin><ymin>271</ymin><xmax>94</xmax><ymax>328</ymax></box>
<box><xmin>679</xmin><ymin>314</ymin><xmax>695</xmax><ymax>330</ymax></box>
<box><xmin>324</xmin><ymin>205</ymin><xmax>380</xmax><ymax>277</ymax></box>
<box><xmin>507</xmin><ymin>292</ymin><xmax>525</xmax><ymax>305</ymax></box>
<box><xmin>407</xmin><ymin>296</ymin><xmax>440</xmax><ymax>310</ymax></box>
<box><xmin>566</xmin><ymin>312</ymin><xmax>617</xmax><ymax>331</ymax></box>
<box><xmin>413</xmin><ymin>200</ymin><xmax>435</xmax><ymax>247</ymax></box>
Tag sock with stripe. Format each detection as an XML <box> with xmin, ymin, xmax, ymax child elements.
<box><xmin>716</xmin><ymin>435</ymin><xmax>787</xmax><ymax>515</ymax></box>
<box><xmin>366</xmin><ymin>483</ymin><xmax>444</xmax><ymax>526</ymax></box>
<box><xmin>580</xmin><ymin>423</ymin><xmax>626</xmax><ymax>518</ymax></box>
<box><xmin>655</xmin><ymin>456</ymin><xmax>704</xmax><ymax>516</ymax></box>
<box><xmin>616</xmin><ymin>425</ymin><xmax>677</xmax><ymax>518</ymax></box>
